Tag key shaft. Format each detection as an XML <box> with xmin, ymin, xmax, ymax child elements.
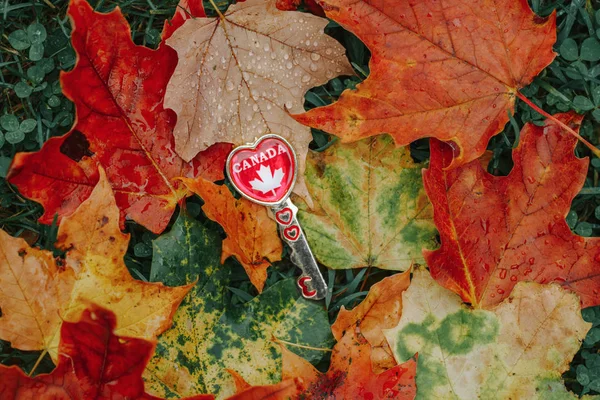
<box><xmin>272</xmin><ymin>199</ymin><xmax>328</xmax><ymax>300</ymax></box>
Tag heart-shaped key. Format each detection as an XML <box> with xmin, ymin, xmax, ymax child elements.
<box><xmin>226</xmin><ymin>134</ymin><xmax>328</xmax><ymax>300</ymax></box>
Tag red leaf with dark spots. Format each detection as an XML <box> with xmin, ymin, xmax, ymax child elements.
<box><xmin>8</xmin><ymin>0</ymin><xmax>231</xmax><ymax>234</ymax></box>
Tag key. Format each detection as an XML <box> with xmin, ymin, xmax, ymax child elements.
<box><xmin>226</xmin><ymin>134</ymin><xmax>329</xmax><ymax>300</ymax></box>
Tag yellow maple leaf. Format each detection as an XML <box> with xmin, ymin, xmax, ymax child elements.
<box><xmin>0</xmin><ymin>168</ymin><xmax>193</xmax><ymax>362</ymax></box>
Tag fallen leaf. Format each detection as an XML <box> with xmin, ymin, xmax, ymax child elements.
<box><xmin>297</xmin><ymin>135</ymin><xmax>437</xmax><ymax>271</ymax></box>
<box><xmin>181</xmin><ymin>177</ymin><xmax>282</xmax><ymax>292</ymax></box>
<box><xmin>162</xmin><ymin>0</ymin><xmax>206</xmax><ymax>41</ymax></box>
<box><xmin>385</xmin><ymin>268</ymin><xmax>590</xmax><ymax>399</ymax></box>
<box><xmin>275</xmin><ymin>0</ymin><xmax>324</xmax><ymax>17</ymax></box>
<box><xmin>293</xmin><ymin>0</ymin><xmax>557</xmax><ymax>168</ymax></box>
<box><xmin>164</xmin><ymin>0</ymin><xmax>353</xmax><ymax>202</ymax></box>
<box><xmin>0</xmin><ymin>168</ymin><xmax>192</xmax><ymax>360</ymax></box>
<box><xmin>7</xmin><ymin>0</ymin><xmax>232</xmax><ymax>234</ymax></box>
<box><xmin>331</xmin><ymin>270</ymin><xmax>411</xmax><ymax>373</ymax></box>
<box><xmin>0</xmin><ymin>233</ymin><xmax>75</xmax><ymax>352</ymax></box>
<box><xmin>0</xmin><ymin>305</ymin><xmax>213</xmax><ymax>400</ymax></box>
<box><xmin>143</xmin><ymin>209</ymin><xmax>332</xmax><ymax>399</ymax></box>
<box><xmin>424</xmin><ymin>113</ymin><xmax>600</xmax><ymax>308</ymax></box>
<box><xmin>280</xmin><ymin>330</ymin><xmax>417</xmax><ymax>399</ymax></box>
<box><xmin>226</xmin><ymin>370</ymin><xmax>303</xmax><ymax>400</ymax></box>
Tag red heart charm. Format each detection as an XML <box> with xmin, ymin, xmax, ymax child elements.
<box><xmin>226</xmin><ymin>135</ymin><xmax>297</xmax><ymax>206</ymax></box>
<box><xmin>297</xmin><ymin>276</ymin><xmax>317</xmax><ymax>298</ymax></box>
<box><xmin>283</xmin><ymin>225</ymin><xmax>300</xmax><ymax>242</ymax></box>
<box><xmin>275</xmin><ymin>207</ymin><xmax>293</xmax><ymax>226</ymax></box>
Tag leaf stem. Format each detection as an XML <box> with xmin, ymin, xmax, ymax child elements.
<box><xmin>516</xmin><ymin>91</ymin><xmax>600</xmax><ymax>158</ymax></box>
<box><xmin>28</xmin><ymin>349</ymin><xmax>48</xmax><ymax>377</ymax></box>
<box><xmin>207</xmin><ymin>0</ymin><xmax>225</xmax><ymax>19</ymax></box>
<box><xmin>273</xmin><ymin>337</ymin><xmax>332</xmax><ymax>352</ymax></box>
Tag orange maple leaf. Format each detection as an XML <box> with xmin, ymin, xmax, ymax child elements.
<box><xmin>424</xmin><ymin>112</ymin><xmax>600</xmax><ymax>308</ymax></box>
<box><xmin>293</xmin><ymin>0</ymin><xmax>557</xmax><ymax>168</ymax></box>
<box><xmin>332</xmin><ymin>270</ymin><xmax>411</xmax><ymax>374</ymax></box>
<box><xmin>180</xmin><ymin>178</ymin><xmax>282</xmax><ymax>292</ymax></box>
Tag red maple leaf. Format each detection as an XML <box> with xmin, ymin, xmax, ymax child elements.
<box><xmin>0</xmin><ymin>305</ymin><xmax>213</xmax><ymax>400</ymax></box>
<box><xmin>7</xmin><ymin>0</ymin><xmax>231</xmax><ymax>234</ymax></box>
<box><xmin>424</xmin><ymin>112</ymin><xmax>600</xmax><ymax>308</ymax></box>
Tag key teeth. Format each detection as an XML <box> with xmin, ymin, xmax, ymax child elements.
<box><xmin>297</xmin><ymin>276</ymin><xmax>326</xmax><ymax>300</ymax></box>
<box><xmin>297</xmin><ymin>276</ymin><xmax>317</xmax><ymax>298</ymax></box>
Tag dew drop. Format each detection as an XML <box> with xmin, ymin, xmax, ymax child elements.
<box><xmin>284</xmin><ymin>53</ymin><xmax>290</xmax><ymax>60</ymax></box>
<box><xmin>226</xmin><ymin>81</ymin><xmax>235</xmax><ymax>91</ymax></box>
<box><xmin>270</xmin><ymin>52</ymin><xmax>277</xmax><ymax>60</ymax></box>
<box><xmin>499</xmin><ymin>269</ymin><xmax>507</xmax><ymax>279</ymax></box>
<box><xmin>310</xmin><ymin>63</ymin><xmax>318</xmax><ymax>72</ymax></box>
<box><xmin>325</xmin><ymin>48</ymin><xmax>333</xmax><ymax>55</ymax></box>
<box><xmin>497</xmin><ymin>288</ymin><xmax>505</xmax><ymax>295</ymax></box>
<box><xmin>286</xmin><ymin>62</ymin><xmax>293</xmax><ymax>70</ymax></box>
<box><xmin>526</xmin><ymin>176</ymin><xmax>536</xmax><ymax>184</ymax></box>
<box><xmin>285</xmin><ymin>101</ymin><xmax>293</xmax><ymax>109</ymax></box>
<box><xmin>252</xmin><ymin>104</ymin><xmax>259</xmax><ymax>112</ymax></box>
<box><xmin>528</xmin><ymin>257</ymin><xmax>535</xmax><ymax>265</ymax></box>
<box><xmin>311</xmin><ymin>53</ymin><xmax>321</xmax><ymax>61</ymax></box>
<box><xmin>263</xmin><ymin>44</ymin><xmax>270</xmax><ymax>52</ymax></box>
<box><xmin>510</xmin><ymin>275</ymin><xmax>517</xmax><ymax>281</ymax></box>
<box><xmin>302</xmin><ymin>74</ymin><xmax>311</xmax><ymax>83</ymax></box>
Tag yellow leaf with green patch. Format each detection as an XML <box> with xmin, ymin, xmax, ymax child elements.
<box><xmin>144</xmin><ymin>209</ymin><xmax>333</xmax><ymax>399</ymax></box>
<box><xmin>385</xmin><ymin>268</ymin><xmax>590</xmax><ymax>399</ymax></box>
<box><xmin>298</xmin><ymin>135</ymin><xmax>437</xmax><ymax>270</ymax></box>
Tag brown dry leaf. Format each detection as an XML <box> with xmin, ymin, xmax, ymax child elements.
<box><xmin>181</xmin><ymin>178</ymin><xmax>282</xmax><ymax>292</ymax></box>
<box><xmin>0</xmin><ymin>168</ymin><xmax>192</xmax><ymax>360</ymax></box>
<box><xmin>331</xmin><ymin>270</ymin><xmax>411</xmax><ymax>373</ymax></box>
<box><xmin>164</xmin><ymin>0</ymin><xmax>353</xmax><ymax>203</ymax></box>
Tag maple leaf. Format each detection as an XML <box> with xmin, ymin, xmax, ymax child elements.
<box><xmin>7</xmin><ymin>0</ymin><xmax>232</xmax><ymax>234</ymax></box>
<box><xmin>0</xmin><ymin>168</ymin><xmax>192</xmax><ymax>359</ymax></box>
<box><xmin>298</xmin><ymin>135</ymin><xmax>437</xmax><ymax>271</ymax></box>
<box><xmin>161</xmin><ymin>0</ymin><xmax>206</xmax><ymax>41</ymax></box>
<box><xmin>385</xmin><ymin>268</ymin><xmax>590</xmax><ymax>398</ymax></box>
<box><xmin>143</xmin><ymin>219</ymin><xmax>332</xmax><ymax>399</ymax></box>
<box><xmin>293</xmin><ymin>0</ymin><xmax>557</xmax><ymax>168</ymax></box>
<box><xmin>163</xmin><ymin>0</ymin><xmax>353</xmax><ymax>203</ymax></box>
<box><xmin>226</xmin><ymin>370</ymin><xmax>303</xmax><ymax>400</ymax></box>
<box><xmin>250</xmin><ymin>165</ymin><xmax>285</xmax><ymax>195</ymax></box>
<box><xmin>0</xmin><ymin>305</ymin><xmax>213</xmax><ymax>400</ymax></box>
<box><xmin>423</xmin><ymin>112</ymin><xmax>600</xmax><ymax>308</ymax></box>
<box><xmin>331</xmin><ymin>270</ymin><xmax>411</xmax><ymax>374</ymax></box>
<box><xmin>280</xmin><ymin>332</ymin><xmax>417</xmax><ymax>399</ymax></box>
<box><xmin>180</xmin><ymin>177</ymin><xmax>282</xmax><ymax>292</ymax></box>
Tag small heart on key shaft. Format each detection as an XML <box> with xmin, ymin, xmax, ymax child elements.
<box><xmin>283</xmin><ymin>225</ymin><xmax>300</xmax><ymax>241</ymax></box>
<box><xmin>297</xmin><ymin>276</ymin><xmax>317</xmax><ymax>298</ymax></box>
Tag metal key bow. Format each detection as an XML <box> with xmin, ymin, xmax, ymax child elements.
<box><xmin>225</xmin><ymin>134</ymin><xmax>328</xmax><ymax>300</ymax></box>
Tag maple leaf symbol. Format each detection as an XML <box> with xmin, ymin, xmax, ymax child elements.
<box><xmin>250</xmin><ymin>165</ymin><xmax>284</xmax><ymax>196</ymax></box>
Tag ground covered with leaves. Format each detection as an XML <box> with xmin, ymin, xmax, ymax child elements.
<box><xmin>2</xmin><ymin>0</ymin><xmax>600</xmax><ymax>398</ymax></box>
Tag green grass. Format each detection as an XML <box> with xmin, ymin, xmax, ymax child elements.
<box><xmin>1</xmin><ymin>0</ymin><xmax>600</xmax><ymax>395</ymax></box>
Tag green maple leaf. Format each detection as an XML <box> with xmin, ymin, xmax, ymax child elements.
<box><xmin>144</xmin><ymin>209</ymin><xmax>333</xmax><ymax>399</ymax></box>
